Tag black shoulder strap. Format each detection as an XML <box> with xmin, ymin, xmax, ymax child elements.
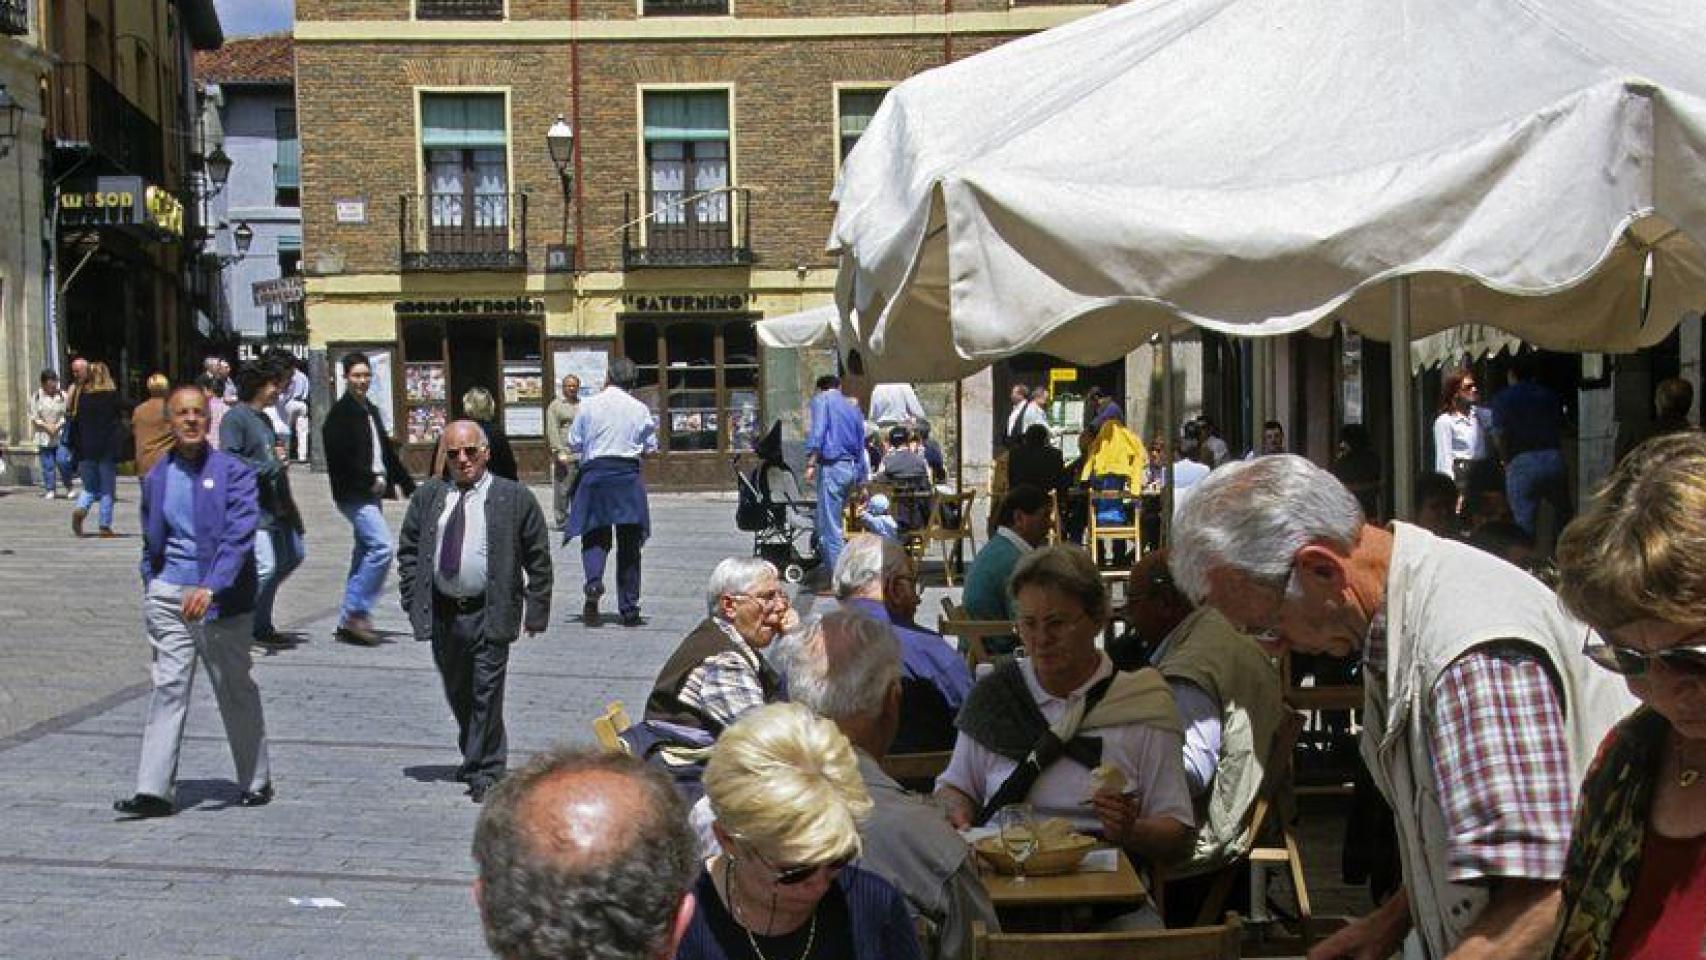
<box><xmin>975</xmin><ymin>673</ymin><xmax>1118</xmax><ymax>826</ymax></box>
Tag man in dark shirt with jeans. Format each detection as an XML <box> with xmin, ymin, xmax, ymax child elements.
<box><xmin>1491</xmin><ymin>354</ymin><xmax>1571</xmax><ymax>537</ymax></box>
<box><xmin>221</xmin><ymin>359</ymin><xmax>306</xmax><ymax>648</ymax></box>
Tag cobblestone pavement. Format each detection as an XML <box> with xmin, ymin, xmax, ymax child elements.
<box><xmin>0</xmin><ymin>478</ymin><xmax>1365</xmax><ymax>957</ymax></box>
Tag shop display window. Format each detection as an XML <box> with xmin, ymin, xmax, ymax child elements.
<box><xmin>620</xmin><ymin>315</ymin><xmax>761</xmax><ymax>455</ymax></box>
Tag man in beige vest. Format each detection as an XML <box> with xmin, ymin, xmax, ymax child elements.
<box><xmin>1169</xmin><ymin>455</ymin><xmax>1633</xmax><ymax>960</ymax></box>
<box><xmin>1120</xmin><ymin>549</ymin><xmax>1286</xmax><ymax>925</ymax></box>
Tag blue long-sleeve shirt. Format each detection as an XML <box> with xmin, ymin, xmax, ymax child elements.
<box><xmin>806</xmin><ymin>388</ymin><xmax>869</xmax><ymax>480</ymax></box>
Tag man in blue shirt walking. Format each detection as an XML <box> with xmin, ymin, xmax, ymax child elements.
<box><xmin>804</xmin><ymin>374</ymin><xmax>869</xmax><ymax>575</ymax></box>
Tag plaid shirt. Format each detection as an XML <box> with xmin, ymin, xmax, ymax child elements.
<box><xmin>677</xmin><ymin>621</ymin><xmax>769</xmax><ymax>732</ymax></box>
<box><xmin>1428</xmin><ymin>644</ymin><xmax>1574</xmax><ymax>883</ymax></box>
<box><xmin>1365</xmin><ymin>612</ymin><xmax>1573</xmax><ymax>883</ymax></box>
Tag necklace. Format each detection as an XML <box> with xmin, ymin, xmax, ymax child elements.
<box><xmin>723</xmin><ymin>856</ymin><xmax>818</xmax><ymax>960</ymax></box>
<box><xmin>1680</xmin><ymin>739</ymin><xmax>1701</xmax><ymax>789</ymax></box>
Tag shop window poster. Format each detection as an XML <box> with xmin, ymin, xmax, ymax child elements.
<box><xmin>335</xmin><ymin>347</ymin><xmax>394</xmax><ymax>432</ymax></box>
<box><xmin>502</xmin><ymin>366</ymin><xmax>543</xmax><ymax>405</ymax></box>
<box><xmin>408</xmin><ymin>404</ymin><xmax>448</xmax><ymax>445</ymax></box>
<box><xmin>552</xmin><ymin>348</ymin><xmax>609</xmax><ymax>396</ymax></box>
<box><xmin>405</xmin><ymin>363</ymin><xmax>446</xmax><ymax>403</ymax></box>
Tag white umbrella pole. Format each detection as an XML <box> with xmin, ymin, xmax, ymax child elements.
<box><xmin>1391</xmin><ymin>278</ymin><xmax>1414</xmax><ymax>520</ymax></box>
<box><xmin>1161</xmin><ymin>328</ymin><xmax>1176</xmax><ymax>545</ymax></box>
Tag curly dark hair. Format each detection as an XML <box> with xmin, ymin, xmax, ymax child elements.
<box><xmin>473</xmin><ymin>749</ymin><xmax>697</xmax><ymax>960</ymax></box>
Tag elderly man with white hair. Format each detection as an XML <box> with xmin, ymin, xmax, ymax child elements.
<box><xmin>645</xmin><ymin>556</ymin><xmax>794</xmax><ymax>739</ymax></box>
<box><xmin>779</xmin><ymin>607</ymin><xmax>999</xmax><ymax>960</ymax></box>
<box><xmin>835</xmin><ymin>533</ymin><xmax>972</xmax><ymax>753</ymax></box>
<box><xmin>1169</xmin><ymin>454</ymin><xmax>1633</xmax><ymax>960</ymax></box>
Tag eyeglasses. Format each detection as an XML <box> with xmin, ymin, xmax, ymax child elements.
<box><xmin>1583</xmin><ymin>632</ymin><xmax>1706</xmax><ymax>678</ymax></box>
<box><xmin>447</xmin><ymin>445</ymin><xmax>483</xmax><ymax>461</ymax></box>
<box><xmin>730</xmin><ymin>590</ymin><xmax>787</xmax><ymax>607</ymax></box>
<box><xmin>745</xmin><ymin>845</ymin><xmax>854</xmax><ymax>886</ymax></box>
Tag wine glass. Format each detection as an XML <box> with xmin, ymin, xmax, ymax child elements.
<box><xmin>994</xmin><ymin>803</ymin><xmax>1038</xmax><ymax>882</ymax></box>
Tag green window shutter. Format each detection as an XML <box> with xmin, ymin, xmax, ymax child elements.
<box><xmin>643</xmin><ymin>91</ymin><xmax>730</xmax><ymax>142</ymax></box>
<box><xmin>276</xmin><ymin>234</ymin><xmax>302</xmax><ymax>253</ymax></box>
<box><xmin>274</xmin><ymin>108</ymin><xmax>300</xmax><ymax>189</ymax></box>
<box><xmin>421</xmin><ymin>94</ymin><xmax>508</xmax><ymax>149</ymax></box>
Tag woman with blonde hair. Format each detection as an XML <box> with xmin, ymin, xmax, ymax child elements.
<box><xmin>1551</xmin><ymin>430</ymin><xmax>1706</xmax><ymax>959</ymax></box>
<box><xmin>679</xmin><ymin>701</ymin><xmax>921</xmax><ymax>960</ymax></box>
<box><xmin>130</xmin><ymin>373</ymin><xmax>176</xmax><ymax>479</ymax></box>
<box><xmin>432</xmin><ymin>386</ymin><xmax>517</xmax><ymax>481</ymax></box>
<box><xmin>70</xmin><ymin>361</ymin><xmax>125</xmax><ymax>536</ymax></box>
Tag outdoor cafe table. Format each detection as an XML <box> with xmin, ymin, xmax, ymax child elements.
<box><xmin>979</xmin><ymin>846</ymin><xmax>1148</xmax><ymax>910</ymax></box>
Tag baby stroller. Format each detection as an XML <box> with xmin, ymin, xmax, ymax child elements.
<box><xmin>733</xmin><ymin>421</ymin><xmax>820</xmax><ymax>584</ymax></box>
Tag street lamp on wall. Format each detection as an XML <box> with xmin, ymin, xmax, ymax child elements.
<box><xmin>212</xmin><ymin>220</ymin><xmax>254</xmax><ymax>268</ymax></box>
<box><xmin>199</xmin><ymin>146</ymin><xmax>233</xmax><ymax>198</ymax></box>
<box><xmin>546</xmin><ymin>115</ymin><xmax>576</xmax><ymax>258</ymax></box>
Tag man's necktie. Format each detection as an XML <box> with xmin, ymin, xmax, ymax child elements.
<box><xmin>439</xmin><ymin>489</ymin><xmax>467</xmax><ymax>579</ymax></box>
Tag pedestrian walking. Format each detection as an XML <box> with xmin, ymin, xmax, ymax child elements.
<box><xmin>130</xmin><ymin>374</ymin><xmax>176</xmax><ymax>481</ymax></box>
<box><xmin>544</xmin><ymin>374</ymin><xmax>581</xmax><ymax>530</ymax></box>
<box><xmin>321</xmin><ymin>351</ymin><xmax>416</xmax><ymax>645</ymax></box>
<box><xmin>28</xmin><ymin>369</ymin><xmax>71</xmax><ymax>498</ymax></box>
<box><xmin>69</xmin><ymin>361</ymin><xmax>125</xmax><ymax>537</ymax></box>
<box><xmin>114</xmin><ymin>385</ymin><xmax>273</xmax><ymax>819</ymax></box>
<box><xmin>274</xmin><ymin>350</ymin><xmax>311</xmax><ymax>463</ymax></box>
<box><xmin>221</xmin><ymin>360</ymin><xmax>307</xmax><ymax>649</ymax></box>
<box><xmin>804</xmin><ymin>373</ymin><xmax>868</xmax><ymax>577</ymax></box>
<box><xmin>564</xmin><ymin>357</ymin><xmax>656</xmax><ymax>626</ymax></box>
<box><xmin>398</xmin><ymin>420</ymin><xmax>552</xmax><ymax>803</ymax></box>
<box><xmin>1492</xmin><ymin>352</ymin><xmax>1572</xmax><ymax>538</ymax></box>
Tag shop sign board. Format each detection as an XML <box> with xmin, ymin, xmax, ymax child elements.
<box><xmin>621</xmin><ymin>292</ymin><xmax>755</xmax><ymax>314</ymax></box>
<box><xmin>253</xmin><ymin>276</ymin><xmax>306</xmax><ymax>308</ymax></box>
<box><xmin>393</xmin><ymin>297</ymin><xmax>546</xmax><ymax>317</ymax></box>
<box><xmin>58</xmin><ymin>176</ymin><xmax>185</xmax><ymax>238</ymax></box>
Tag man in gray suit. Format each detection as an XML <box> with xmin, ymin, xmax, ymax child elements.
<box><xmin>398</xmin><ymin>420</ymin><xmax>552</xmax><ymax>803</ymax></box>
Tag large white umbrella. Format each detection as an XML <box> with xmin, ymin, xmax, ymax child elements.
<box><xmin>830</xmin><ymin>0</ymin><xmax>1706</xmax><ymax>385</ymax></box>
<box><xmin>756</xmin><ymin>304</ymin><xmax>840</xmax><ymax>350</ymax></box>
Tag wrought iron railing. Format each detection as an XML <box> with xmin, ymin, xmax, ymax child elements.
<box><xmin>643</xmin><ymin>0</ymin><xmax>728</xmax><ymax>13</ymax></box>
<box><xmin>49</xmin><ymin>63</ymin><xmax>164</xmax><ymax>182</ymax></box>
<box><xmin>0</xmin><ymin>0</ymin><xmax>28</xmax><ymax>36</ymax></box>
<box><xmin>400</xmin><ymin>192</ymin><xmax>528</xmax><ymax>271</ymax></box>
<box><xmin>416</xmin><ymin>0</ymin><xmax>504</xmax><ymax>19</ymax></box>
<box><xmin>622</xmin><ymin>188</ymin><xmax>752</xmax><ymax>268</ymax></box>
<box><xmin>266</xmin><ymin>306</ymin><xmax>308</xmax><ymax>345</ymax></box>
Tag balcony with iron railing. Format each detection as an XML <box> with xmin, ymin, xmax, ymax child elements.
<box><xmin>643</xmin><ymin>0</ymin><xmax>729</xmax><ymax>14</ymax></box>
<box><xmin>50</xmin><ymin>62</ymin><xmax>164</xmax><ymax>182</ymax></box>
<box><xmin>400</xmin><ymin>192</ymin><xmax>528</xmax><ymax>271</ymax></box>
<box><xmin>415</xmin><ymin>0</ymin><xmax>504</xmax><ymax>19</ymax></box>
<box><xmin>623</xmin><ymin>188</ymin><xmax>752</xmax><ymax>268</ymax></box>
<box><xmin>266</xmin><ymin>306</ymin><xmax>308</xmax><ymax>345</ymax></box>
<box><xmin>1</xmin><ymin>0</ymin><xmax>29</xmax><ymax>36</ymax></box>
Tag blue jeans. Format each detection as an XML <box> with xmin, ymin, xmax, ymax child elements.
<box><xmin>37</xmin><ymin>445</ymin><xmax>70</xmax><ymax>493</ymax></box>
<box><xmin>1504</xmin><ymin>448</ymin><xmax>1570</xmax><ymax>536</ymax></box>
<box><xmin>815</xmin><ymin>459</ymin><xmax>860</xmax><ymax>573</ymax></box>
<box><xmin>337</xmin><ymin>499</ymin><xmax>392</xmax><ymax>620</ymax></box>
<box><xmin>253</xmin><ymin>527</ymin><xmax>306</xmax><ymax>638</ymax></box>
<box><xmin>75</xmin><ymin>458</ymin><xmax>117</xmax><ymax>528</ymax></box>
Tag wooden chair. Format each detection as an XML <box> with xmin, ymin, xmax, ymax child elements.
<box><xmin>939</xmin><ymin>616</ymin><xmax>1018</xmax><ymax>670</ymax></box>
<box><xmin>592</xmin><ymin>701</ymin><xmax>632</xmax><ymax>754</ymax></box>
<box><xmin>1194</xmin><ymin>710</ymin><xmax>1312</xmax><ymax>947</ymax></box>
<box><xmin>1086</xmin><ymin>487</ymin><xmax>1142</xmax><ymax>568</ymax></box>
<box><xmin>922</xmin><ymin>489</ymin><xmax>979</xmax><ymax>586</ymax></box>
<box><xmin>971</xmin><ymin>914</ymin><xmax>1243</xmax><ymax>960</ymax></box>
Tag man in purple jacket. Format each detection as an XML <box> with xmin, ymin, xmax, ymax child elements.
<box><xmin>114</xmin><ymin>386</ymin><xmax>273</xmax><ymax>819</ymax></box>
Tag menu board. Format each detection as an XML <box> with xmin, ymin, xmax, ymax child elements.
<box><xmin>504</xmin><ymin>405</ymin><xmax>544</xmax><ymax>437</ymax></box>
<box><xmin>333</xmin><ymin>346</ymin><xmax>394</xmax><ymax>432</ymax></box>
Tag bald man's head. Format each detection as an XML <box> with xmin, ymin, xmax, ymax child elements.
<box><xmin>443</xmin><ymin>419</ymin><xmax>490</xmax><ymax>488</ymax></box>
<box><xmin>473</xmin><ymin>750</ymin><xmax>697</xmax><ymax>960</ymax></box>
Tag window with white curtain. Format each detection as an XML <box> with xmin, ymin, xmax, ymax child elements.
<box><xmin>420</xmin><ymin>94</ymin><xmax>509</xmax><ymax>234</ymax></box>
<box><xmin>838</xmin><ymin>88</ymin><xmax>888</xmax><ymax>163</ymax></box>
<box><xmin>642</xmin><ymin>91</ymin><xmax>730</xmax><ymax>231</ymax></box>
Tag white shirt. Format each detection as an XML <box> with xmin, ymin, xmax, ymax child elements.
<box><xmin>568</xmin><ymin>387</ymin><xmax>659</xmax><ymax>460</ymax></box>
<box><xmin>937</xmin><ymin>655</ymin><xmax>1194</xmax><ymax>834</ymax></box>
<box><xmin>1006</xmin><ymin>401</ymin><xmax>1048</xmax><ymax>438</ymax></box>
<box><xmin>433</xmin><ymin>472</ymin><xmax>491</xmax><ymax>598</ymax></box>
<box><xmin>367</xmin><ymin>406</ymin><xmax>386</xmax><ymax>479</ymax></box>
<box><xmin>1170</xmin><ymin>459</ymin><xmax>1212</xmax><ymax>518</ymax></box>
<box><xmin>1432</xmin><ymin>409</ymin><xmax>1488</xmax><ymax>475</ymax></box>
<box><xmin>869</xmin><ymin>383</ymin><xmax>926</xmax><ymax>426</ymax></box>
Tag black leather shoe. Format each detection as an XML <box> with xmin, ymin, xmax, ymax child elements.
<box><xmin>620</xmin><ymin>611</ymin><xmax>643</xmax><ymax>627</ymax></box>
<box><xmin>237</xmin><ymin>785</ymin><xmax>274</xmax><ymax>807</ymax></box>
<box><xmin>113</xmin><ymin>794</ymin><xmax>174</xmax><ymax>819</ymax></box>
<box><xmin>467</xmin><ymin>780</ymin><xmax>492</xmax><ymax>804</ymax></box>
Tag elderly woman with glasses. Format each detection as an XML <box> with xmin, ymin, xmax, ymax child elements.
<box><xmin>935</xmin><ymin>545</ymin><xmax>1195</xmax><ymax>875</ymax></box>
<box><xmin>1551</xmin><ymin>432</ymin><xmax>1706</xmax><ymax>960</ymax></box>
<box><xmin>680</xmin><ymin>701</ymin><xmax>922</xmax><ymax>960</ymax></box>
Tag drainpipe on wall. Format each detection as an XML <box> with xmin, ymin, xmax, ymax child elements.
<box><xmin>570</xmin><ymin>0</ymin><xmax>585</xmax><ymax>278</ymax></box>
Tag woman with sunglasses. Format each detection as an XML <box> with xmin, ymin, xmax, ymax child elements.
<box><xmin>1552</xmin><ymin>431</ymin><xmax>1706</xmax><ymax>960</ymax></box>
<box><xmin>680</xmin><ymin>701</ymin><xmax>921</xmax><ymax>960</ymax></box>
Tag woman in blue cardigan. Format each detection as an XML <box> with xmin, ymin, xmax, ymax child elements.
<box><xmin>677</xmin><ymin>702</ymin><xmax>921</xmax><ymax>960</ymax></box>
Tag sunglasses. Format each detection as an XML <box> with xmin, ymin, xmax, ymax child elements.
<box><xmin>447</xmin><ymin>445</ymin><xmax>483</xmax><ymax>461</ymax></box>
<box><xmin>745</xmin><ymin>845</ymin><xmax>854</xmax><ymax>886</ymax></box>
<box><xmin>1582</xmin><ymin>636</ymin><xmax>1706</xmax><ymax>678</ymax></box>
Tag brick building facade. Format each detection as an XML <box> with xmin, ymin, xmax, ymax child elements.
<box><xmin>295</xmin><ymin>0</ymin><xmax>1105</xmax><ymax>487</ymax></box>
